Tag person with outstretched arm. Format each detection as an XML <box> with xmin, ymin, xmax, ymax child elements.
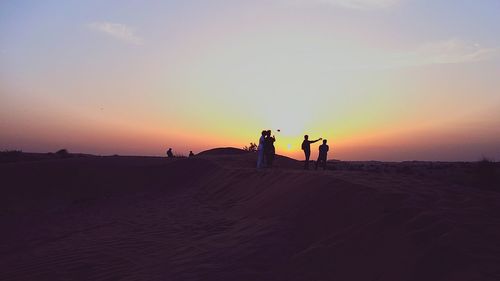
<box><xmin>301</xmin><ymin>135</ymin><xmax>322</xmax><ymax>170</ymax></box>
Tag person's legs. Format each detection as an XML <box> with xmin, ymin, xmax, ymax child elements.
<box><xmin>269</xmin><ymin>150</ymin><xmax>275</xmax><ymax>167</ymax></box>
<box><xmin>316</xmin><ymin>155</ymin><xmax>326</xmax><ymax>170</ymax></box>
<box><xmin>266</xmin><ymin>153</ymin><xmax>273</xmax><ymax>167</ymax></box>
<box><xmin>257</xmin><ymin>149</ymin><xmax>264</xmax><ymax>169</ymax></box>
<box><xmin>304</xmin><ymin>151</ymin><xmax>310</xmax><ymax>169</ymax></box>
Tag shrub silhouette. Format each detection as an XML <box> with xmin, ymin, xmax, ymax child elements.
<box><xmin>243</xmin><ymin>142</ymin><xmax>258</xmax><ymax>152</ymax></box>
<box><xmin>476</xmin><ymin>157</ymin><xmax>496</xmax><ymax>176</ymax></box>
<box><xmin>473</xmin><ymin>157</ymin><xmax>499</xmax><ymax>190</ymax></box>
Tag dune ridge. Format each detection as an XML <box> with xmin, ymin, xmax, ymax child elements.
<box><xmin>1</xmin><ymin>150</ymin><xmax>500</xmax><ymax>280</ymax></box>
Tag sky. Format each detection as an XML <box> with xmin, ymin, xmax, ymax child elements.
<box><xmin>1</xmin><ymin>0</ymin><xmax>499</xmax><ymax>161</ymax></box>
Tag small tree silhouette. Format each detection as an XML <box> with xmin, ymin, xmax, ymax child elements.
<box><xmin>243</xmin><ymin>142</ymin><xmax>258</xmax><ymax>152</ymax></box>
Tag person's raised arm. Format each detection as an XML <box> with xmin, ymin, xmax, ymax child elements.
<box><xmin>311</xmin><ymin>138</ymin><xmax>322</xmax><ymax>143</ymax></box>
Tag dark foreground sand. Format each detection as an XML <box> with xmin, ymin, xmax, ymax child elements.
<box><xmin>1</xmin><ymin>149</ymin><xmax>500</xmax><ymax>281</ymax></box>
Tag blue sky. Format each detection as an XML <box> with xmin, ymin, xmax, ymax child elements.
<box><xmin>1</xmin><ymin>0</ymin><xmax>499</xmax><ymax>160</ymax></box>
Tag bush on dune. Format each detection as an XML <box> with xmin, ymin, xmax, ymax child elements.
<box><xmin>472</xmin><ymin>157</ymin><xmax>500</xmax><ymax>190</ymax></box>
<box><xmin>243</xmin><ymin>142</ymin><xmax>258</xmax><ymax>152</ymax></box>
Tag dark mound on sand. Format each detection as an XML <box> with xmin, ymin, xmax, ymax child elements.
<box><xmin>197</xmin><ymin>147</ymin><xmax>249</xmax><ymax>156</ymax></box>
<box><xmin>196</xmin><ymin>147</ymin><xmax>301</xmax><ymax>169</ymax></box>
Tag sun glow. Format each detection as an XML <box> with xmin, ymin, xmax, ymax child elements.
<box><xmin>1</xmin><ymin>1</ymin><xmax>500</xmax><ymax>161</ymax></box>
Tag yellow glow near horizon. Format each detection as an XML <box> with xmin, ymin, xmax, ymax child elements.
<box><xmin>1</xmin><ymin>1</ymin><xmax>500</xmax><ymax>161</ymax></box>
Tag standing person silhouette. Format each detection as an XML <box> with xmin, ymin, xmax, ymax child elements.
<box><xmin>315</xmin><ymin>139</ymin><xmax>329</xmax><ymax>170</ymax></box>
<box><xmin>264</xmin><ymin>130</ymin><xmax>276</xmax><ymax>168</ymax></box>
<box><xmin>301</xmin><ymin>135</ymin><xmax>322</xmax><ymax>170</ymax></box>
<box><xmin>257</xmin><ymin>130</ymin><xmax>267</xmax><ymax>169</ymax></box>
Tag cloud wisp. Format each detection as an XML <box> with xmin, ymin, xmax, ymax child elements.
<box><xmin>87</xmin><ymin>22</ymin><xmax>143</xmax><ymax>45</ymax></box>
<box><xmin>386</xmin><ymin>39</ymin><xmax>500</xmax><ymax>68</ymax></box>
<box><xmin>325</xmin><ymin>39</ymin><xmax>500</xmax><ymax>71</ymax></box>
<box><xmin>318</xmin><ymin>0</ymin><xmax>400</xmax><ymax>9</ymax></box>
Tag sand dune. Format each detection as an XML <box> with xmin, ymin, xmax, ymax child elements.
<box><xmin>1</xmin><ymin>149</ymin><xmax>500</xmax><ymax>280</ymax></box>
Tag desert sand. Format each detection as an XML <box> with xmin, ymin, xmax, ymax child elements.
<box><xmin>1</xmin><ymin>148</ymin><xmax>500</xmax><ymax>280</ymax></box>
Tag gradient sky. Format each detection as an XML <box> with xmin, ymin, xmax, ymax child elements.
<box><xmin>1</xmin><ymin>0</ymin><xmax>499</xmax><ymax>161</ymax></box>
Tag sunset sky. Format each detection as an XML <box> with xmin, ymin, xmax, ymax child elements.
<box><xmin>1</xmin><ymin>0</ymin><xmax>499</xmax><ymax>161</ymax></box>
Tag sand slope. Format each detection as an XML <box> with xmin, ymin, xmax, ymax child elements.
<box><xmin>1</xmin><ymin>151</ymin><xmax>500</xmax><ymax>280</ymax></box>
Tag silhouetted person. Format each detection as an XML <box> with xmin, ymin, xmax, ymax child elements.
<box><xmin>315</xmin><ymin>139</ymin><xmax>329</xmax><ymax>170</ymax></box>
<box><xmin>264</xmin><ymin>130</ymin><xmax>276</xmax><ymax>168</ymax></box>
<box><xmin>257</xmin><ymin>130</ymin><xmax>266</xmax><ymax>169</ymax></box>
<box><xmin>189</xmin><ymin>151</ymin><xmax>195</xmax><ymax>157</ymax></box>
<box><xmin>301</xmin><ymin>135</ymin><xmax>322</xmax><ymax>170</ymax></box>
<box><xmin>167</xmin><ymin>148</ymin><xmax>174</xmax><ymax>158</ymax></box>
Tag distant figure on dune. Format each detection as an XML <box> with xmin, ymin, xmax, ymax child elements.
<box><xmin>257</xmin><ymin>130</ymin><xmax>267</xmax><ymax>169</ymax></box>
<box><xmin>167</xmin><ymin>148</ymin><xmax>174</xmax><ymax>158</ymax></box>
<box><xmin>315</xmin><ymin>139</ymin><xmax>329</xmax><ymax>170</ymax></box>
<box><xmin>189</xmin><ymin>151</ymin><xmax>195</xmax><ymax>157</ymax></box>
<box><xmin>264</xmin><ymin>130</ymin><xmax>276</xmax><ymax>168</ymax></box>
<box><xmin>301</xmin><ymin>135</ymin><xmax>322</xmax><ymax>170</ymax></box>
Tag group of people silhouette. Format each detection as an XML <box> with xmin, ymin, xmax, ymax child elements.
<box><xmin>166</xmin><ymin>131</ymin><xmax>329</xmax><ymax>170</ymax></box>
<box><xmin>257</xmin><ymin>130</ymin><xmax>276</xmax><ymax>169</ymax></box>
<box><xmin>256</xmin><ymin>131</ymin><xmax>329</xmax><ymax>170</ymax></box>
<box><xmin>301</xmin><ymin>135</ymin><xmax>329</xmax><ymax>170</ymax></box>
<box><xmin>166</xmin><ymin>148</ymin><xmax>195</xmax><ymax>158</ymax></box>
